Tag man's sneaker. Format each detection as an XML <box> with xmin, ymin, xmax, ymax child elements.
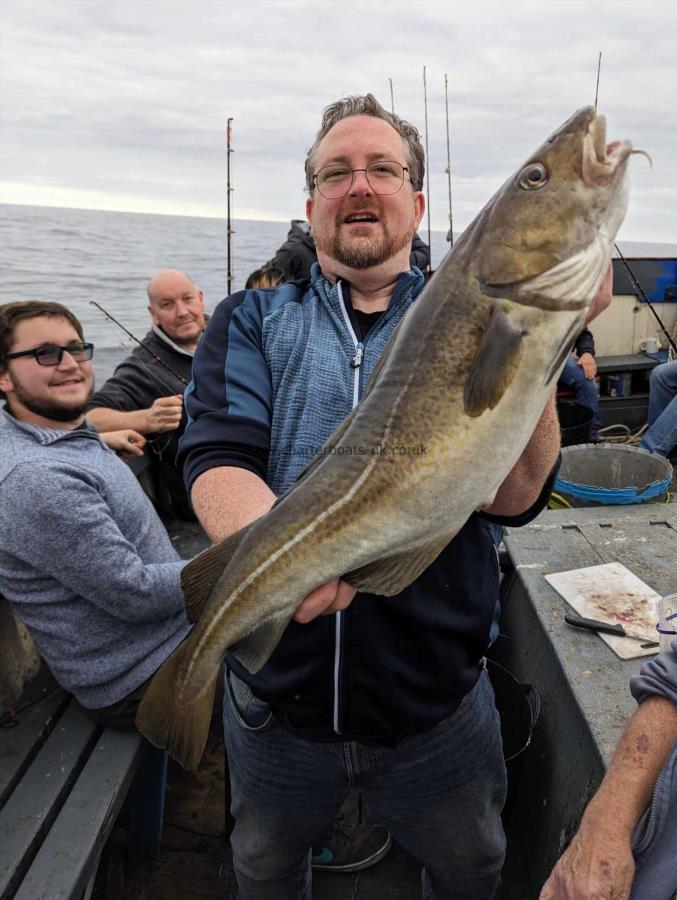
<box><xmin>311</xmin><ymin>821</ymin><xmax>391</xmax><ymax>872</ymax></box>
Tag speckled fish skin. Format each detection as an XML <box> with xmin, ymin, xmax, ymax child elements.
<box><xmin>137</xmin><ymin>107</ymin><xmax>635</xmax><ymax>769</ymax></box>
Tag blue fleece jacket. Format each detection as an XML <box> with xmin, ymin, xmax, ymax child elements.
<box><xmin>0</xmin><ymin>410</ymin><xmax>190</xmax><ymax>708</ymax></box>
<box><xmin>176</xmin><ymin>268</ymin><xmax>557</xmax><ymax>744</ymax></box>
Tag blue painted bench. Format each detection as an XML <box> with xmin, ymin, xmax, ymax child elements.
<box><xmin>0</xmin><ymin>674</ymin><xmax>166</xmax><ymax>899</ymax></box>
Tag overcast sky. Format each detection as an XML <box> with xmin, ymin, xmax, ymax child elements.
<box><xmin>1</xmin><ymin>0</ymin><xmax>676</xmax><ymax>242</ymax></box>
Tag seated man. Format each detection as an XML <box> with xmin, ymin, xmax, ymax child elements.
<box><xmin>557</xmin><ymin>328</ymin><xmax>603</xmax><ymax>441</ymax></box>
<box><xmin>541</xmin><ymin>636</ymin><xmax>677</xmax><ymax>899</ymax></box>
<box><xmin>87</xmin><ymin>269</ymin><xmax>207</xmax><ymax>520</ymax></box>
<box><xmin>639</xmin><ymin>359</ymin><xmax>677</xmax><ymax>458</ymax></box>
<box><xmin>0</xmin><ymin>300</ymin><xmax>191</xmax><ymax>728</ymax></box>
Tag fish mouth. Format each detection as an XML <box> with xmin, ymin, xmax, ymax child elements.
<box><xmin>582</xmin><ymin>115</ymin><xmax>636</xmax><ymax>186</ymax></box>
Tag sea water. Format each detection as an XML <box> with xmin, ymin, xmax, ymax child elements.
<box><xmin>0</xmin><ymin>203</ymin><xmax>451</xmax><ymax>383</ymax></box>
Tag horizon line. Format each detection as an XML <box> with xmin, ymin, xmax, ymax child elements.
<box><xmin>0</xmin><ymin>198</ymin><xmax>460</xmax><ymax>234</ymax></box>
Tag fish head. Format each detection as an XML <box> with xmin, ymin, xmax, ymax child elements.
<box><xmin>464</xmin><ymin>106</ymin><xmax>639</xmax><ymax>311</ymax></box>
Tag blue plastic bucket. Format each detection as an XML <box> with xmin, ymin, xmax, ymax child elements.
<box><xmin>552</xmin><ymin>444</ymin><xmax>673</xmax><ymax>508</ymax></box>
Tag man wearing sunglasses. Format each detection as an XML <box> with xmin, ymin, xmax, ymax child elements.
<box><xmin>0</xmin><ymin>300</ymin><xmax>190</xmax><ymax>730</ymax></box>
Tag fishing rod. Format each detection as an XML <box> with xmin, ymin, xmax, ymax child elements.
<box><xmin>590</xmin><ymin>56</ymin><xmax>676</xmax><ymax>355</ymax></box>
<box><xmin>444</xmin><ymin>73</ymin><xmax>453</xmax><ymax>247</ymax></box>
<box><xmin>613</xmin><ymin>246</ymin><xmax>677</xmax><ymax>355</ymax></box>
<box><xmin>89</xmin><ymin>300</ymin><xmax>188</xmax><ymax>387</ymax></box>
<box><xmin>388</xmin><ymin>77</ymin><xmax>395</xmax><ymax>114</ymax></box>
<box><xmin>422</xmin><ymin>66</ymin><xmax>432</xmax><ymax>272</ymax></box>
<box><xmin>594</xmin><ymin>51</ymin><xmax>602</xmax><ymax>112</ymax></box>
<box><xmin>226</xmin><ymin>117</ymin><xmax>235</xmax><ymax>295</ymax></box>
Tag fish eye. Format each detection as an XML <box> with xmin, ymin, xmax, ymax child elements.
<box><xmin>518</xmin><ymin>163</ymin><xmax>549</xmax><ymax>190</ymax></box>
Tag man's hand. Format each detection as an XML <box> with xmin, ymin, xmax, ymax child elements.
<box><xmin>585</xmin><ymin>263</ymin><xmax>613</xmax><ymax>324</ymax></box>
<box><xmin>145</xmin><ymin>395</ymin><xmax>183</xmax><ymax>432</ymax></box>
<box><xmin>100</xmin><ymin>429</ymin><xmax>147</xmax><ymax>458</ymax></box>
<box><xmin>294</xmin><ymin>579</ymin><xmax>357</xmax><ymax>624</ymax></box>
<box><xmin>539</xmin><ymin>819</ymin><xmax>635</xmax><ymax>900</ymax></box>
<box><xmin>577</xmin><ymin>352</ymin><xmax>597</xmax><ymax>380</ymax></box>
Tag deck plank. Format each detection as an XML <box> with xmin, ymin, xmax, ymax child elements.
<box><xmin>13</xmin><ymin>728</ymin><xmax>144</xmax><ymax>900</ymax></box>
<box><xmin>0</xmin><ymin>683</ymin><xmax>69</xmax><ymax>810</ymax></box>
<box><xmin>0</xmin><ymin>702</ymin><xmax>99</xmax><ymax>899</ymax></box>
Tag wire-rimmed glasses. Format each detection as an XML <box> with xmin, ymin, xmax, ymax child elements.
<box><xmin>313</xmin><ymin>160</ymin><xmax>409</xmax><ymax>199</ymax></box>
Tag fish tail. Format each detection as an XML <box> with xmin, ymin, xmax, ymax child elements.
<box><xmin>135</xmin><ymin>640</ymin><xmax>219</xmax><ymax>771</ymax></box>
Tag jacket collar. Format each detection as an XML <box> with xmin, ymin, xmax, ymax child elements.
<box><xmin>1</xmin><ymin>408</ymin><xmax>103</xmax><ymax>446</ymax></box>
<box><xmin>310</xmin><ymin>264</ymin><xmax>425</xmax><ymax>326</ymax></box>
<box><xmin>151</xmin><ymin>324</ymin><xmax>199</xmax><ymax>358</ymax></box>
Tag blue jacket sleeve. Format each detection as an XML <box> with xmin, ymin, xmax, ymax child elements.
<box><xmin>178</xmin><ymin>292</ymin><xmax>272</xmax><ymax>490</ymax></box>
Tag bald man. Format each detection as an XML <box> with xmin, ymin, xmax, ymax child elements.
<box><xmin>88</xmin><ymin>270</ymin><xmax>207</xmax><ymax>519</ymax></box>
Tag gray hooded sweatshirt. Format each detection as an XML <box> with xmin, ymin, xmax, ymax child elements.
<box><xmin>0</xmin><ymin>410</ymin><xmax>190</xmax><ymax>708</ymax></box>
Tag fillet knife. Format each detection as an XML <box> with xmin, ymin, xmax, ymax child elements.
<box><xmin>564</xmin><ymin>612</ymin><xmax>658</xmax><ymax>647</ymax></box>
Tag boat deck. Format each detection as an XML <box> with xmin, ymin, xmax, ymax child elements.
<box><xmin>97</xmin><ymin>498</ymin><xmax>676</xmax><ymax>899</ymax></box>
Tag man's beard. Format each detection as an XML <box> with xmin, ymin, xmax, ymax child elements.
<box><xmin>316</xmin><ymin>215</ymin><xmax>416</xmax><ymax>271</ymax></box>
<box><xmin>12</xmin><ymin>381</ymin><xmax>93</xmax><ymax>424</ymax></box>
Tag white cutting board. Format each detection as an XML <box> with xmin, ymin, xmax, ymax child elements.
<box><xmin>545</xmin><ymin>562</ymin><xmax>660</xmax><ymax>660</ymax></box>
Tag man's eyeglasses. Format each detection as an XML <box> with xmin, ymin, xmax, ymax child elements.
<box><xmin>6</xmin><ymin>342</ymin><xmax>94</xmax><ymax>367</ymax></box>
<box><xmin>313</xmin><ymin>160</ymin><xmax>410</xmax><ymax>200</ymax></box>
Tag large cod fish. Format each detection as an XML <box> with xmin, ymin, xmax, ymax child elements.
<box><xmin>138</xmin><ymin>106</ymin><xmax>641</xmax><ymax>769</ymax></box>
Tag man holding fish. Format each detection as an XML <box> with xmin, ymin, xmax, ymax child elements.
<box><xmin>137</xmin><ymin>94</ymin><xmax>630</xmax><ymax>897</ymax></box>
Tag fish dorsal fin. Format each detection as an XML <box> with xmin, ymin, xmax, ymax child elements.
<box><xmin>344</xmin><ymin>532</ymin><xmax>456</xmax><ymax>596</ymax></box>
<box><xmin>229</xmin><ymin>614</ymin><xmax>290</xmax><ymax>674</ymax></box>
<box><xmin>181</xmin><ymin>525</ymin><xmax>251</xmax><ymax>623</ymax></box>
<box><xmin>463</xmin><ymin>306</ymin><xmax>525</xmax><ymax>417</ymax></box>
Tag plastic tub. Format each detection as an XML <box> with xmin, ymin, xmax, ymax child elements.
<box><xmin>552</xmin><ymin>443</ymin><xmax>673</xmax><ymax>507</ymax></box>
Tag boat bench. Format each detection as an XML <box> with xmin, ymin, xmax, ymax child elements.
<box><xmin>0</xmin><ymin>676</ymin><xmax>166</xmax><ymax>900</ymax></box>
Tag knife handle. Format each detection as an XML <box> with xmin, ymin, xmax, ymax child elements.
<box><xmin>564</xmin><ymin>613</ymin><xmax>626</xmax><ymax>637</ymax></box>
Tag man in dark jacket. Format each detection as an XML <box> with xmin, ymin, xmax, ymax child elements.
<box><xmin>557</xmin><ymin>327</ymin><xmax>603</xmax><ymax>441</ymax></box>
<box><xmin>87</xmin><ymin>269</ymin><xmax>206</xmax><ymax>519</ymax></box>
<box><xmin>272</xmin><ymin>218</ymin><xmax>431</xmax><ymax>282</ymax></box>
<box><xmin>178</xmin><ymin>93</ymin><xmax>582</xmax><ymax>900</ymax></box>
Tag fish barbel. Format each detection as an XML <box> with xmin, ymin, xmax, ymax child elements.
<box><xmin>137</xmin><ymin>106</ymin><xmax>638</xmax><ymax>768</ymax></box>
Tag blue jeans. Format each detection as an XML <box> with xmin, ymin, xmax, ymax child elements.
<box><xmin>639</xmin><ymin>361</ymin><xmax>677</xmax><ymax>457</ymax></box>
<box><xmin>223</xmin><ymin>668</ymin><xmax>507</xmax><ymax>900</ymax></box>
<box><xmin>558</xmin><ymin>356</ymin><xmax>602</xmax><ymax>439</ymax></box>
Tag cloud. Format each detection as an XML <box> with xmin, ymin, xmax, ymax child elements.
<box><xmin>1</xmin><ymin>0</ymin><xmax>676</xmax><ymax>240</ymax></box>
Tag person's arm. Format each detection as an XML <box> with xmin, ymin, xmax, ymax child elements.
<box><xmin>2</xmin><ymin>464</ymin><xmax>185</xmax><ymax>623</ymax></box>
<box><xmin>575</xmin><ymin>328</ymin><xmax>597</xmax><ymax>379</ymax></box>
<box><xmin>182</xmin><ymin>292</ymin><xmax>355</xmax><ymax>622</ymax></box>
<box><xmin>191</xmin><ymin>465</ymin><xmax>276</xmax><ymax>542</ymax></box>
<box><xmin>88</xmin><ymin>395</ymin><xmax>183</xmax><ymax>435</ymax></box>
<box><xmin>191</xmin><ymin>464</ymin><xmax>355</xmax><ymax>621</ymax></box>
<box><xmin>540</xmin><ymin>695</ymin><xmax>677</xmax><ymax>900</ymax></box>
<box><xmin>99</xmin><ymin>429</ymin><xmax>147</xmax><ymax>458</ymax></box>
<box><xmin>483</xmin><ymin>392</ymin><xmax>560</xmax><ymax>518</ymax></box>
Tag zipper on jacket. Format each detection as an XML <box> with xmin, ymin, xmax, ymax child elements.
<box><xmin>331</xmin><ymin>283</ymin><xmax>365</xmax><ymax>734</ymax></box>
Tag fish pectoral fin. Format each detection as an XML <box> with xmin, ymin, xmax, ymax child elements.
<box><xmin>181</xmin><ymin>525</ymin><xmax>252</xmax><ymax>623</ymax></box>
<box><xmin>229</xmin><ymin>614</ymin><xmax>290</xmax><ymax>674</ymax></box>
<box><xmin>463</xmin><ymin>307</ymin><xmax>525</xmax><ymax>417</ymax></box>
<box><xmin>135</xmin><ymin>638</ymin><xmax>218</xmax><ymax>770</ymax></box>
<box><xmin>344</xmin><ymin>533</ymin><xmax>456</xmax><ymax>596</ymax></box>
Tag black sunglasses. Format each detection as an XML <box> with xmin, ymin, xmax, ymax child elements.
<box><xmin>5</xmin><ymin>342</ymin><xmax>94</xmax><ymax>367</ymax></box>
